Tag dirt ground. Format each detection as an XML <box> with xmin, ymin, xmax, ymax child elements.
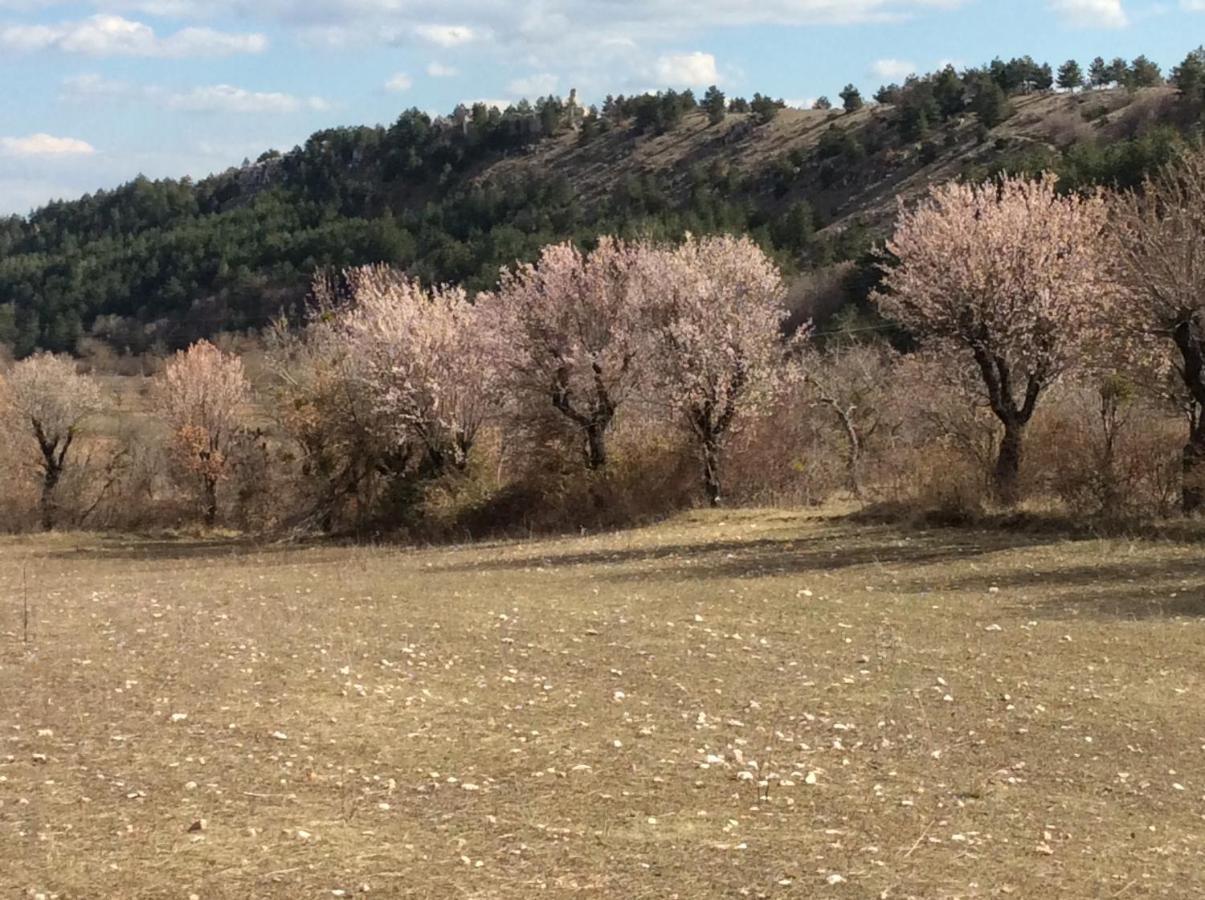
<box><xmin>3</xmin><ymin>509</ymin><xmax>1205</xmax><ymax>898</ymax></box>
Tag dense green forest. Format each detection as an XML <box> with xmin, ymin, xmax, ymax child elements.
<box><xmin>2</xmin><ymin>47</ymin><xmax>1204</xmax><ymax>357</ymax></box>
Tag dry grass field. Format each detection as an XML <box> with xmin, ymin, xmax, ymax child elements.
<box><xmin>4</xmin><ymin>510</ymin><xmax>1205</xmax><ymax>898</ymax></box>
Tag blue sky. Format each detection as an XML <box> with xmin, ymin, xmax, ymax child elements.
<box><xmin>0</xmin><ymin>0</ymin><xmax>1201</xmax><ymax>215</ymax></box>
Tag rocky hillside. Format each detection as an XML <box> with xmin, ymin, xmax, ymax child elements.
<box><xmin>487</xmin><ymin>86</ymin><xmax>1181</xmax><ymax>234</ymax></box>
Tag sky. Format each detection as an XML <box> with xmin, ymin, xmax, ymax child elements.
<box><xmin>0</xmin><ymin>0</ymin><xmax>1202</xmax><ymax>216</ymax></box>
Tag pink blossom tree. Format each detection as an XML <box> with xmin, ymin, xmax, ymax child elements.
<box><xmin>487</xmin><ymin>238</ymin><xmax>645</xmax><ymax>470</ymax></box>
<box><xmin>336</xmin><ymin>266</ymin><xmax>496</xmax><ymax>476</ymax></box>
<box><xmin>640</xmin><ymin>234</ymin><xmax>799</xmax><ymax>507</ymax></box>
<box><xmin>0</xmin><ymin>353</ymin><xmax>102</xmax><ymax>530</ymax></box>
<box><xmin>875</xmin><ymin>174</ymin><xmax>1115</xmax><ymax>505</ymax></box>
<box><xmin>154</xmin><ymin>340</ymin><xmax>252</xmax><ymax>526</ymax></box>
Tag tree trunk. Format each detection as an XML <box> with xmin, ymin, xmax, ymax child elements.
<box><xmin>701</xmin><ymin>433</ymin><xmax>723</xmax><ymax>509</ymax></box>
<box><xmin>1172</xmin><ymin>321</ymin><xmax>1205</xmax><ymax>514</ymax></box>
<box><xmin>40</xmin><ymin>465</ymin><xmax>61</xmax><ymax>532</ymax></box>
<box><xmin>970</xmin><ymin>345</ymin><xmax>1041</xmax><ymax>509</ymax></box>
<box><xmin>551</xmin><ymin>366</ymin><xmax>615</xmax><ymax>472</ymax></box>
<box><xmin>203</xmin><ymin>476</ymin><xmax>218</xmax><ymax>528</ymax></box>
<box><xmin>1183</xmin><ymin>416</ymin><xmax>1205</xmax><ymax>514</ymax></box>
<box><xmin>834</xmin><ymin>406</ymin><xmax>863</xmax><ymax>500</ymax></box>
<box><xmin>585</xmin><ymin>422</ymin><xmax>608</xmax><ymax>471</ymax></box>
<box><xmin>994</xmin><ymin>420</ymin><xmax>1025</xmax><ymax>507</ymax></box>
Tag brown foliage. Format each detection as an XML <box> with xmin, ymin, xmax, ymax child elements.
<box><xmin>1113</xmin><ymin>146</ymin><xmax>1205</xmax><ymax>511</ymax></box>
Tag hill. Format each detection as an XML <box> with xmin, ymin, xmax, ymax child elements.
<box><xmin>0</xmin><ymin>59</ymin><xmax>1201</xmax><ymax>357</ymax></box>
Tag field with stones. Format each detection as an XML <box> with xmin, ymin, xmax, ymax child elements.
<box><xmin>4</xmin><ymin>510</ymin><xmax>1205</xmax><ymax>898</ymax></box>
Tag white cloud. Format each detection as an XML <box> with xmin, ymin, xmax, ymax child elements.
<box><xmin>654</xmin><ymin>51</ymin><xmax>720</xmax><ymax>87</ymax></box>
<box><xmin>385</xmin><ymin>72</ymin><xmax>413</xmax><ymax>92</ymax></box>
<box><xmin>60</xmin><ymin>74</ymin><xmax>328</xmax><ymax>113</ymax></box>
<box><xmin>0</xmin><ymin>2</ymin><xmax>973</xmax><ymax>74</ymax></box>
<box><xmin>1048</xmin><ymin>0</ymin><xmax>1129</xmax><ymax>27</ymax></box>
<box><xmin>0</xmin><ymin>13</ymin><xmax>266</xmax><ymax>57</ymax></box>
<box><xmin>870</xmin><ymin>58</ymin><xmax>917</xmax><ymax>81</ymax></box>
<box><xmin>0</xmin><ymin>133</ymin><xmax>96</xmax><ymax>158</ymax></box>
<box><xmin>426</xmin><ymin>61</ymin><xmax>458</xmax><ymax>77</ymax></box>
<box><xmin>59</xmin><ymin>72</ymin><xmax>132</xmax><ymax>100</ymax></box>
<box><xmin>414</xmin><ymin>23</ymin><xmax>477</xmax><ymax>46</ymax></box>
<box><xmin>507</xmin><ymin>72</ymin><xmax>558</xmax><ymax>97</ymax></box>
<box><xmin>167</xmin><ymin>85</ymin><xmax>329</xmax><ymax>113</ymax></box>
<box><xmin>463</xmin><ymin>97</ymin><xmax>513</xmax><ymax>111</ymax></box>
<box><xmin>9</xmin><ymin>1</ymin><xmax>968</xmax><ymax>29</ymax></box>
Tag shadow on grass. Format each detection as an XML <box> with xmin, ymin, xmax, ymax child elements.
<box><xmin>35</xmin><ymin>511</ymin><xmax>1205</xmax><ymax>622</ymax></box>
<box><xmin>427</xmin><ymin>522</ymin><xmax>1060</xmax><ymax>583</ymax></box>
<box><xmin>894</xmin><ymin>554</ymin><xmax>1205</xmax><ymax>620</ymax></box>
<box><xmin>427</xmin><ymin>509</ymin><xmax>1205</xmax><ymax>620</ymax></box>
<box><xmin>42</xmin><ymin>537</ymin><xmax>319</xmax><ymax>563</ymax></box>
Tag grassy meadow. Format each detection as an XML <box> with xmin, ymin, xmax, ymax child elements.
<box><xmin>3</xmin><ymin>510</ymin><xmax>1205</xmax><ymax>898</ymax></box>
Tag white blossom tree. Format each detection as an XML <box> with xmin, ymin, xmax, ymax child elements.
<box><xmin>336</xmin><ymin>266</ymin><xmax>496</xmax><ymax>476</ymax></box>
<box><xmin>640</xmin><ymin>234</ymin><xmax>799</xmax><ymax>507</ymax></box>
<box><xmin>154</xmin><ymin>340</ymin><xmax>252</xmax><ymax>526</ymax></box>
<box><xmin>0</xmin><ymin>353</ymin><xmax>102</xmax><ymax>530</ymax></box>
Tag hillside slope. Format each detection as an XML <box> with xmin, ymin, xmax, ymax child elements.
<box><xmin>487</xmin><ymin>87</ymin><xmax>1180</xmax><ymax>233</ymax></box>
<box><xmin>0</xmin><ymin>82</ymin><xmax>1193</xmax><ymax>356</ymax></box>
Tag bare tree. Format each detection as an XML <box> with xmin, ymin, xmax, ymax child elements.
<box><xmin>267</xmin><ymin>284</ymin><xmax>412</xmax><ymax>532</ymax></box>
<box><xmin>0</xmin><ymin>353</ymin><xmax>102</xmax><ymax>530</ymax></box>
<box><xmin>1113</xmin><ymin>147</ymin><xmax>1205</xmax><ymax>512</ymax></box>
<box><xmin>798</xmin><ymin>343</ymin><xmax>899</xmax><ymax>499</ymax></box>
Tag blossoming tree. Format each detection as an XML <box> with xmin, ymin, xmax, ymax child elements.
<box><xmin>1</xmin><ymin>353</ymin><xmax>102</xmax><ymax>530</ymax></box>
<box><xmin>641</xmin><ymin>234</ymin><xmax>798</xmax><ymax>507</ymax></box>
<box><xmin>487</xmin><ymin>238</ymin><xmax>645</xmax><ymax>470</ymax></box>
<box><xmin>875</xmin><ymin>173</ymin><xmax>1114</xmax><ymax>504</ymax></box>
<box><xmin>337</xmin><ymin>266</ymin><xmax>496</xmax><ymax>476</ymax></box>
<box><xmin>154</xmin><ymin>340</ymin><xmax>251</xmax><ymax>526</ymax></box>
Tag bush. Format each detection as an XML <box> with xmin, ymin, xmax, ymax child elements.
<box><xmin>418</xmin><ymin>419</ymin><xmax>699</xmax><ymax>540</ymax></box>
<box><xmin>1027</xmin><ymin>380</ymin><xmax>1181</xmax><ymax>522</ymax></box>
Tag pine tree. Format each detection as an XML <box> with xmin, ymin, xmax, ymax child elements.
<box><xmin>812</xmin><ymin>96</ymin><xmax>833</xmax><ymax>111</ymax></box>
<box><xmin>1089</xmin><ymin>56</ymin><xmax>1110</xmax><ymax>88</ymax></box>
<box><xmin>839</xmin><ymin>84</ymin><xmax>864</xmax><ymax>112</ymax></box>
<box><xmin>703</xmin><ymin>85</ymin><xmax>727</xmax><ymax>125</ymax></box>
<box><xmin>1172</xmin><ymin>47</ymin><xmax>1205</xmax><ymax>103</ymax></box>
<box><xmin>932</xmin><ymin>66</ymin><xmax>966</xmax><ymax>118</ymax></box>
<box><xmin>1057</xmin><ymin>59</ymin><xmax>1084</xmax><ymax>91</ymax></box>
<box><xmin>971</xmin><ymin>79</ymin><xmax>1011</xmax><ymax>128</ymax></box>
<box><xmin>751</xmin><ymin>93</ymin><xmax>783</xmax><ymax>123</ymax></box>
<box><xmin>1106</xmin><ymin>57</ymin><xmax>1129</xmax><ymax>86</ymax></box>
<box><xmin>874</xmin><ymin>84</ymin><xmax>902</xmax><ymax>105</ymax></box>
<box><xmin>1127</xmin><ymin>56</ymin><xmax>1164</xmax><ymax>88</ymax></box>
